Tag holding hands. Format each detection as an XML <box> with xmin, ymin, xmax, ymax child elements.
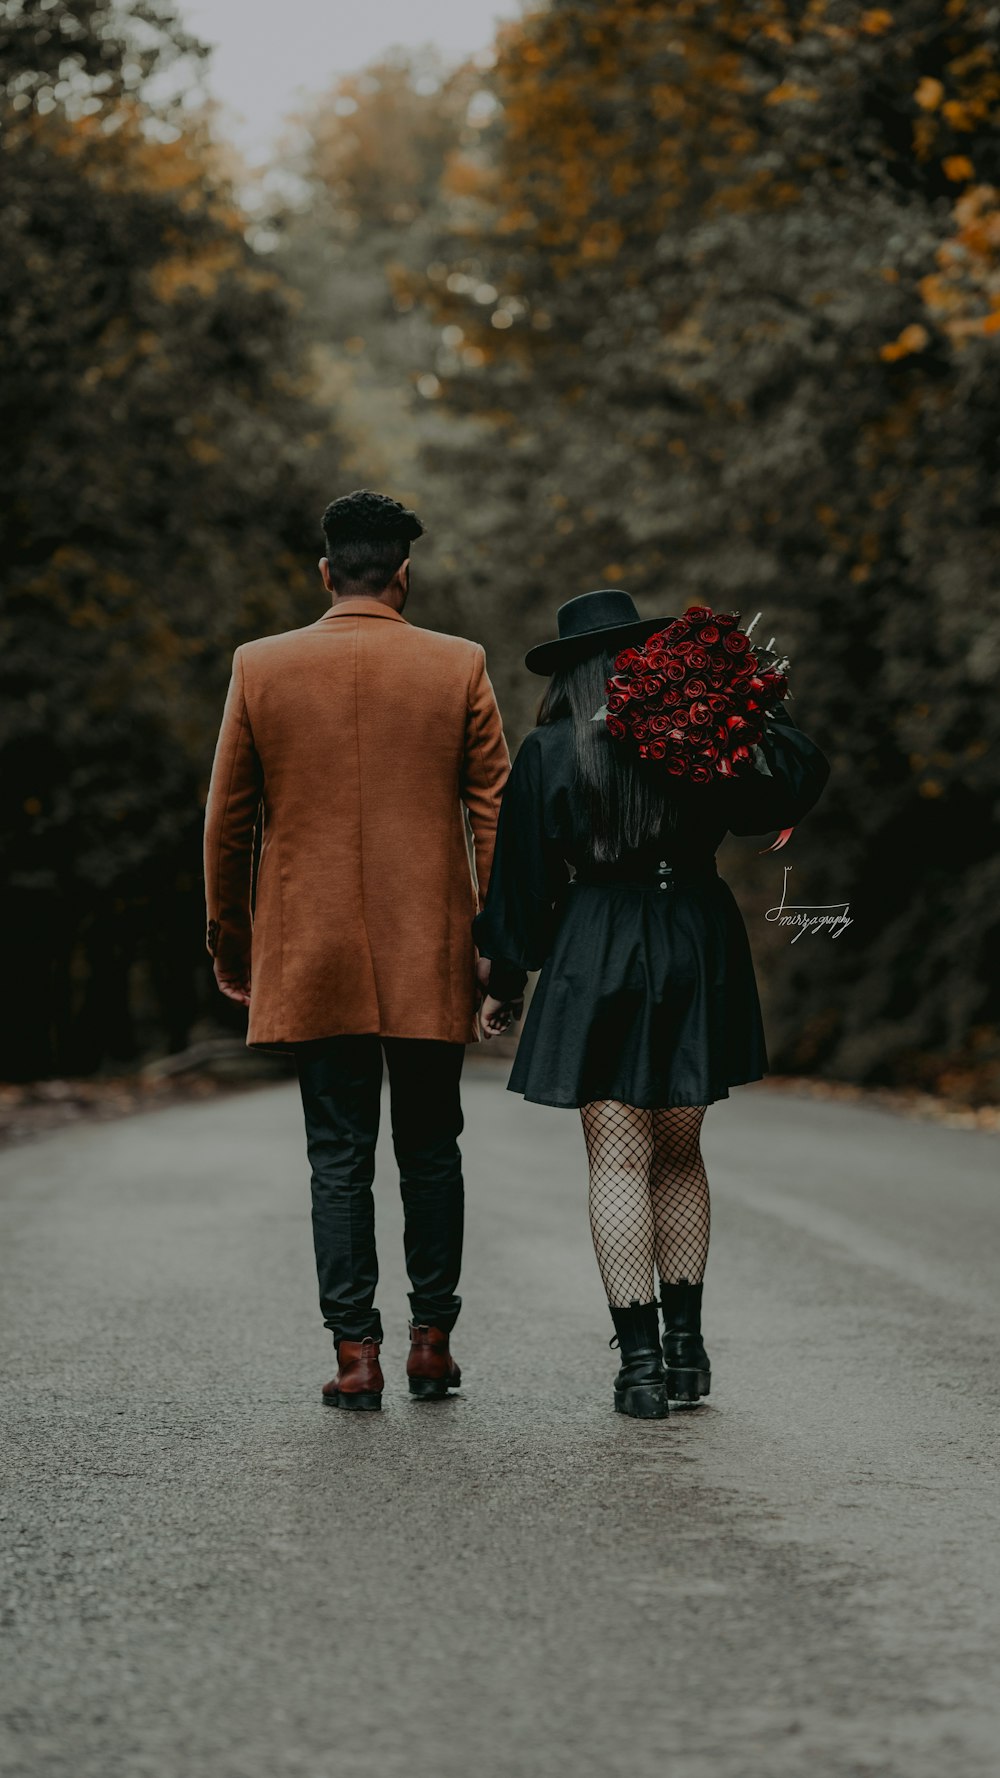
<box><xmin>480</xmin><ymin>993</ymin><xmax>524</xmax><ymax>1039</ymax></box>
<box><xmin>475</xmin><ymin>954</ymin><xmax>523</xmax><ymax>1039</ymax></box>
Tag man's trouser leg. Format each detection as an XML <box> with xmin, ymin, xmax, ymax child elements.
<box><xmin>295</xmin><ymin>1035</ymin><xmax>384</xmax><ymax>1344</ymax></box>
<box><xmin>384</xmin><ymin>1038</ymin><xmax>465</xmax><ymax>1334</ymax></box>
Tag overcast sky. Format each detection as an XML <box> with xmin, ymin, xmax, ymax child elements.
<box><xmin>176</xmin><ymin>0</ymin><xmax>522</xmax><ymax>160</ymax></box>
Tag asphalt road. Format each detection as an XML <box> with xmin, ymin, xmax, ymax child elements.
<box><xmin>2</xmin><ymin>1064</ymin><xmax>998</xmax><ymax>1778</ymax></box>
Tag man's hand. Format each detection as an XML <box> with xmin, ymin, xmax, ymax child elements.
<box><xmin>480</xmin><ymin>993</ymin><xmax>524</xmax><ymax>1039</ymax></box>
<box><xmin>213</xmin><ymin>959</ymin><xmax>251</xmax><ymax>1007</ymax></box>
<box><xmin>475</xmin><ymin>954</ymin><xmax>492</xmax><ymax>1003</ymax></box>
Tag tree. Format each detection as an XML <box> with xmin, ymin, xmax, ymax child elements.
<box><xmin>406</xmin><ymin>0</ymin><xmax>1000</xmax><ymax>1098</ymax></box>
<box><xmin>0</xmin><ymin>1</ymin><xmax>342</xmax><ymax>1076</ymax></box>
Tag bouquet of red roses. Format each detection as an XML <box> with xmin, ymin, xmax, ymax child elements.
<box><xmin>602</xmin><ymin>604</ymin><xmax>789</xmax><ymax>782</ymax></box>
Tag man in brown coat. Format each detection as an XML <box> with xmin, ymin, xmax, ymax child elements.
<box><xmin>204</xmin><ymin>490</ymin><xmax>510</xmax><ymax>1410</ymax></box>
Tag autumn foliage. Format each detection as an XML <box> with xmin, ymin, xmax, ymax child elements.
<box><xmin>3</xmin><ymin>0</ymin><xmax>999</xmax><ymax>1102</ymax></box>
<box><xmin>404</xmin><ymin>0</ymin><xmax>1000</xmax><ymax>1099</ymax></box>
<box><xmin>1</xmin><ymin>1</ymin><xmax>337</xmax><ymax>1075</ymax></box>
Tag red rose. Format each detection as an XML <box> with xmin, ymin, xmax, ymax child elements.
<box><xmin>673</xmin><ymin>639</ymin><xmax>695</xmax><ymax>658</ymax></box>
<box><xmin>689</xmin><ymin>701</ymin><xmax>711</xmax><ymax>726</ymax></box>
<box><xmin>687</xmin><ymin>648</ymin><xmax>709</xmax><ymax>672</ymax></box>
<box><xmin>663</xmin><ymin>685</ymin><xmax>682</xmax><ymax>705</ymax></box>
<box><xmin>646</xmin><ymin>739</ymin><xmax>667</xmax><ymax>760</ymax></box>
<box><xmin>707</xmin><ymin>694</ymin><xmax>728</xmax><ymax>713</ymax></box>
<box><xmin>666</xmin><ymin>756</ymin><xmax>688</xmax><ymax>777</ymax></box>
<box><xmin>731</xmin><ymin>743</ymin><xmax>752</xmax><ymax>764</ymax></box>
<box><xmin>689</xmin><ymin>764</ymin><xmax>713</xmax><ymax>784</ymax></box>
<box><xmin>670</xmin><ymin>706</ymin><xmax>689</xmax><ymax>727</ymax></box>
<box><xmin>609</xmin><ymin>674</ymin><xmax>632</xmax><ymax>692</ymax></box>
<box><xmin>631</xmin><ymin>719</ymin><xmax>650</xmax><ymax>740</ymax></box>
<box><xmin>642</xmin><ymin>676</ymin><xmax>664</xmax><ymax>697</ymax></box>
<box><xmin>684</xmin><ymin>604</ymin><xmax>713</xmax><ymax>622</ymax></box>
<box><xmin>666</xmin><ymin>727</ymin><xmax>686</xmax><ymax>745</ymax></box>
<box><xmin>701</xmin><ymin>742</ymin><xmax>719</xmax><ymax>761</ymax></box>
<box><xmin>645</xmin><ymin>652</ymin><xmax>669</xmax><ymax>672</ymax></box>
<box><xmin>715</xmin><ymin>613</ymin><xmax>738</xmax><ymax>630</ymax></box>
<box><xmin>744</xmin><ymin>652</ymin><xmax>758</xmax><ymax>673</ymax></box>
<box><xmin>723</xmin><ymin>630</ymin><xmax>749</xmax><ymax>654</ymax></box>
<box><xmin>760</xmin><ymin>670</ymin><xmax>788</xmax><ymax>699</ymax></box>
<box><xmin>606</xmin><ymin>692</ymin><xmax>628</xmax><ymax>713</ymax></box>
<box><xmin>628</xmin><ymin>680</ymin><xmax>646</xmax><ymax>699</ymax></box>
<box><xmin>698</xmin><ymin>625</ymin><xmax>719</xmax><ymax>644</ymax></box>
<box><xmin>615</xmin><ymin>648</ymin><xmax>641</xmax><ymax>670</ymax></box>
<box><xmin>662</xmin><ymin>620</ymin><xmax>689</xmax><ymax>644</ymax></box>
<box><xmin>648</xmin><ymin>713</ymin><xmax>672</xmax><ymax>734</ymax></box>
<box><xmin>684</xmin><ymin>678</ymin><xmax>707</xmax><ymax>699</ymax></box>
<box><xmin>665</xmin><ymin>661</ymin><xmax>686</xmax><ymax>682</ymax></box>
<box><xmin>606</xmin><ymin>715</ymin><xmax>626</xmax><ymax>740</ymax></box>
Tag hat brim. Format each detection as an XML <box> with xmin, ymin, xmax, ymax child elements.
<box><xmin>524</xmin><ymin>615</ymin><xmax>674</xmax><ymax>677</ymax></box>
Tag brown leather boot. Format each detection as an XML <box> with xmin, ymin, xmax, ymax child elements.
<box><xmin>406</xmin><ymin>1323</ymin><xmax>462</xmax><ymax>1400</ymax></box>
<box><xmin>322</xmin><ymin>1337</ymin><xmax>384</xmax><ymax>1411</ymax></box>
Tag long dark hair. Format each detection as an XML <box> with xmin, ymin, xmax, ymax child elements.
<box><xmin>537</xmin><ymin>647</ymin><xmax>675</xmax><ymax>863</ymax></box>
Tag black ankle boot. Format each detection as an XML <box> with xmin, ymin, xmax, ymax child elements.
<box><xmin>609</xmin><ymin>1301</ymin><xmax>669</xmax><ymax>1419</ymax></box>
<box><xmin>659</xmin><ymin>1280</ymin><xmax>711</xmax><ymax>1403</ymax></box>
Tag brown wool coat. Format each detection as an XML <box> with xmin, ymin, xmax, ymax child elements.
<box><xmin>203</xmin><ymin>599</ymin><xmax>511</xmax><ymax>1046</ymax></box>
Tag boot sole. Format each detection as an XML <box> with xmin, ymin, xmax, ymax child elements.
<box><xmin>666</xmin><ymin>1368</ymin><xmax>711</xmax><ymax>1403</ymax></box>
<box><xmin>324</xmin><ymin>1390</ymin><xmax>382</xmax><ymax>1411</ymax></box>
<box><xmin>408</xmin><ymin>1377</ymin><xmax>460</xmax><ymax>1400</ymax></box>
<box><xmin>614</xmin><ymin>1382</ymin><xmax>670</xmax><ymax>1419</ymax></box>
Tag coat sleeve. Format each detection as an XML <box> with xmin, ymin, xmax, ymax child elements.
<box><xmin>203</xmin><ymin>648</ymin><xmax>263</xmax><ymax>971</ymax></box>
<box><xmin>472</xmin><ymin>733</ymin><xmax>570</xmax><ymax>1000</ymax></box>
<box><xmin>460</xmin><ymin>645</ymin><xmax>511</xmax><ymax>911</ymax></box>
<box><xmin>725</xmin><ymin>702</ymin><xmax>831</xmax><ymax>837</ymax></box>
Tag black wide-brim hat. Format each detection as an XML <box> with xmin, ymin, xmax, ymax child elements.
<box><xmin>524</xmin><ymin>589</ymin><xmax>672</xmax><ymax>677</ymax></box>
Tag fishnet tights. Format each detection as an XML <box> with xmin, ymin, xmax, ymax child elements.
<box><xmin>580</xmin><ymin>1101</ymin><xmax>710</xmax><ymax>1307</ymax></box>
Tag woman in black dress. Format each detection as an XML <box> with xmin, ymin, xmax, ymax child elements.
<box><xmin>473</xmin><ymin>590</ymin><xmax>830</xmax><ymax>1420</ymax></box>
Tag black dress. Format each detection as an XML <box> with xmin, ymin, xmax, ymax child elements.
<box><xmin>472</xmin><ymin>705</ymin><xmax>830</xmax><ymax>1110</ymax></box>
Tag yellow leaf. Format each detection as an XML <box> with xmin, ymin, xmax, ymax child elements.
<box><xmin>943</xmin><ymin>155</ymin><xmax>974</xmax><ymax>181</ymax></box>
<box><xmin>879</xmin><ymin>323</ymin><xmax>930</xmax><ymax>361</ymax></box>
<box><xmin>764</xmin><ymin>81</ymin><xmax>819</xmax><ymax>106</ymax></box>
<box><xmin>915</xmin><ymin>77</ymin><xmax>944</xmax><ymax>110</ymax></box>
<box><xmin>860</xmin><ymin>8</ymin><xmax>893</xmax><ymax>33</ymax></box>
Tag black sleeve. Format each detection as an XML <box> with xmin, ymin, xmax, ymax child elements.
<box><xmin>472</xmin><ymin>734</ymin><xmax>569</xmax><ymax>1000</ymax></box>
<box><xmin>725</xmin><ymin>703</ymin><xmax>831</xmax><ymax>837</ymax></box>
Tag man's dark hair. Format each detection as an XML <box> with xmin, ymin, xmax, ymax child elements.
<box><xmin>321</xmin><ymin>489</ymin><xmax>424</xmax><ymax>592</ymax></box>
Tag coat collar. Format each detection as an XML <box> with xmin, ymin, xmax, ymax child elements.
<box><xmin>317</xmin><ymin>597</ymin><xmax>408</xmax><ymax>625</ymax></box>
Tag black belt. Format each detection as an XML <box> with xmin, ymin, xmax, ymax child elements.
<box><xmin>573</xmin><ymin>857</ymin><xmax>719</xmax><ymax>892</ymax></box>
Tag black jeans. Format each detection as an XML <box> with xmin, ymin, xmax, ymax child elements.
<box><xmin>294</xmin><ymin>1035</ymin><xmax>465</xmax><ymax>1345</ymax></box>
